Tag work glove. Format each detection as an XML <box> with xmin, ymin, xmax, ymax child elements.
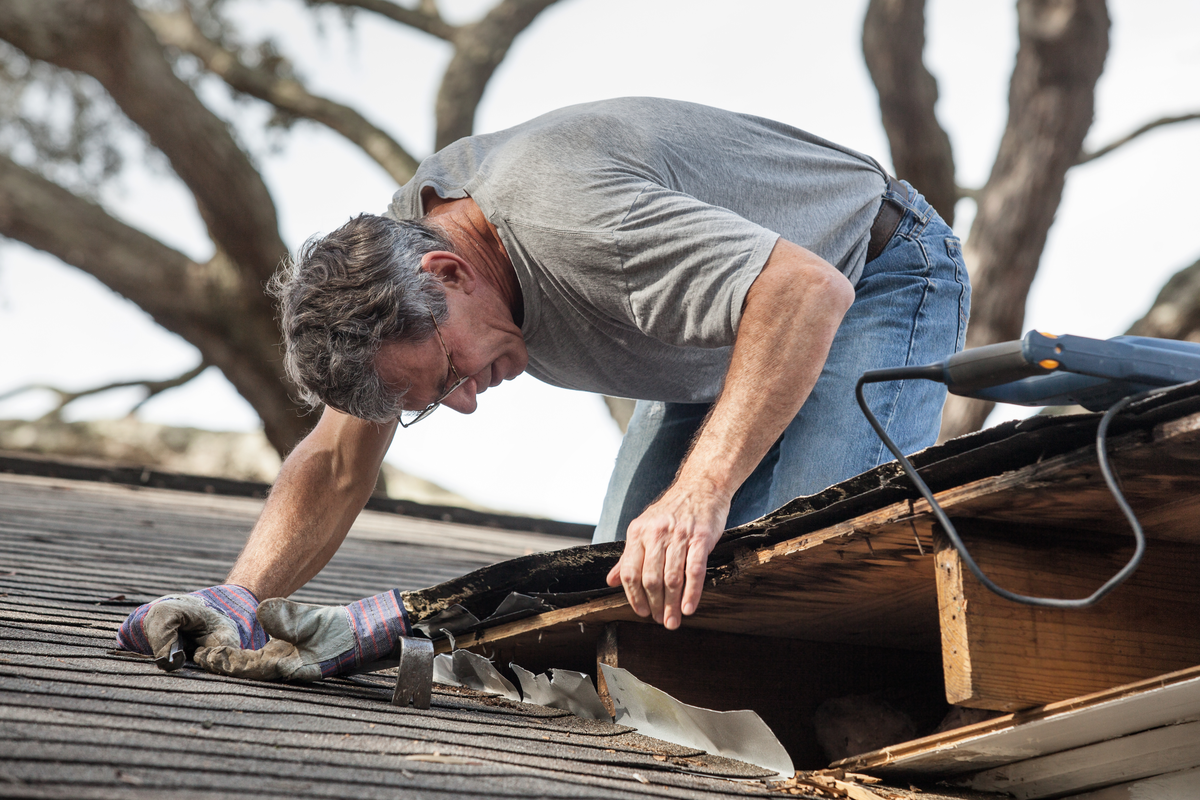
<box><xmin>116</xmin><ymin>584</ymin><xmax>268</xmax><ymax>669</ymax></box>
<box><xmin>195</xmin><ymin>589</ymin><xmax>409</xmax><ymax>683</ymax></box>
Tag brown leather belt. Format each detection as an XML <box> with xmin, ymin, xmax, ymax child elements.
<box><xmin>866</xmin><ymin>176</ymin><xmax>906</xmax><ymax>263</ymax></box>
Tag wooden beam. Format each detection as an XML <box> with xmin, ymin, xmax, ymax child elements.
<box><xmin>1065</xmin><ymin>765</ymin><xmax>1200</xmax><ymax>800</ymax></box>
<box><xmin>593</xmin><ymin>621</ymin><xmax>945</xmax><ymax>769</ymax></box>
<box><xmin>834</xmin><ymin>665</ymin><xmax>1200</xmax><ymax>776</ymax></box>
<box><xmin>966</xmin><ymin>719</ymin><xmax>1200</xmax><ymax>799</ymax></box>
<box><xmin>935</xmin><ymin>522</ymin><xmax>1200</xmax><ymax>710</ymax></box>
<box><xmin>445</xmin><ymin>411</ymin><xmax>1200</xmax><ymax>663</ymax></box>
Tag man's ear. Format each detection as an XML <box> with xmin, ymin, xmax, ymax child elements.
<box><xmin>421</xmin><ymin>252</ymin><xmax>477</xmax><ymax>293</ymax></box>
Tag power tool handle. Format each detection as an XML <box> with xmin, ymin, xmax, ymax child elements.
<box><xmin>944</xmin><ymin>339</ymin><xmax>1050</xmax><ymax>393</ymax></box>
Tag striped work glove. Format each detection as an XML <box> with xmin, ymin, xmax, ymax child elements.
<box><xmin>195</xmin><ymin>590</ymin><xmax>410</xmax><ymax>683</ymax></box>
<box><xmin>116</xmin><ymin>584</ymin><xmax>268</xmax><ymax>669</ymax></box>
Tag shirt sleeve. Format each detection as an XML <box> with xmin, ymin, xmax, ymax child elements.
<box><xmin>612</xmin><ymin>183</ymin><xmax>781</xmax><ymax>349</ymax></box>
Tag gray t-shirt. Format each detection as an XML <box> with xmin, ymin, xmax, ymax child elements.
<box><xmin>388</xmin><ymin>97</ymin><xmax>887</xmax><ymax>403</ymax></box>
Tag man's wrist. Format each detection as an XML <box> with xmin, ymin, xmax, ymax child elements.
<box><xmin>669</xmin><ymin>466</ymin><xmax>736</xmax><ymax>507</ymax></box>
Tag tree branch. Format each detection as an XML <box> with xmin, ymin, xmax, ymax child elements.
<box><xmin>0</xmin><ymin>0</ymin><xmax>288</xmax><ymax>286</ymax></box>
<box><xmin>862</xmin><ymin>0</ymin><xmax>957</xmax><ymax>225</ymax></box>
<box><xmin>1077</xmin><ymin>111</ymin><xmax>1200</xmax><ymax>165</ymax></box>
<box><xmin>956</xmin><ymin>184</ymin><xmax>982</xmax><ymax>202</ymax></box>
<box><xmin>0</xmin><ymin>152</ymin><xmax>310</xmax><ymax>453</ymax></box>
<box><xmin>141</xmin><ymin>6</ymin><xmax>420</xmax><ymax>184</ymax></box>
<box><xmin>0</xmin><ymin>152</ymin><xmax>206</xmax><ymax>321</ymax></box>
<box><xmin>435</xmin><ymin>0</ymin><xmax>561</xmax><ymax>150</ymax></box>
<box><xmin>0</xmin><ymin>360</ymin><xmax>210</xmax><ymax>420</ymax></box>
<box><xmin>307</xmin><ymin>0</ymin><xmax>456</xmax><ymax>40</ymax></box>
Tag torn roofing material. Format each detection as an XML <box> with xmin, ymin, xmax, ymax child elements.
<box><xmin>396</xmin><ymin>383</ymin><xmax>1200</xmax><ymax>775</ymax></box>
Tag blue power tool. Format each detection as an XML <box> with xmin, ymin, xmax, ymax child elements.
<box><xmin>856</xmin><ymin>331</ymin><xmax>1200</xmax><ymax>609</ymax></box>
<box><xmin>935</xmin><ymin>331</ymin><xmax>1200</xmax><ymax>410</ymax></box>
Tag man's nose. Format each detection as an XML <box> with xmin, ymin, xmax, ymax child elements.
<box><xmin>441</xmin><ymin>380</ymin><xmax>478</xmax><ymax>414</ymax></box>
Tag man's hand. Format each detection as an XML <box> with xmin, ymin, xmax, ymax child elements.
<box><xmin>116</xmin><ymin>585</ymin><xmax>267</xmax><ymax>669</ymax></box>
<box><xmin>606</xmin><ymin>481</ymin><xmax>730</xmax><ymax>630</ymax></box>
<box><xmin>195</xmin><ymin>590</ymin><xmax>408</xmax><ymax>682</ymax></box>
<box><xmin>606</xmin><ymin>239</ymin><xmax>854</xmax><ymax>629</ymax></box>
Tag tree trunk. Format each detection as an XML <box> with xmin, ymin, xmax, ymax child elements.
<box><xmin>939</xmin><ymin>0</ymin><xmax>1110</xmax><ymax>441</ymax></box>
<box><xmin>862</xmin><ymin>0</ymin><xmax>957</xmax><ymax>226</ymax></box>
<box><xmin>1</xmin><ymin>0</ymin><xmax>563</xmax><ymax>452</ymax></box>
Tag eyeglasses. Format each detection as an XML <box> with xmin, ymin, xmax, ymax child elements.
<box><xmin>397</xmin><ymin>312</ymin><xmax>469</xmax><ymax>428</ymax></box>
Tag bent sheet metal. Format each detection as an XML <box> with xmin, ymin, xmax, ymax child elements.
<box><xmin>601</xmin><ymin>664</ymin><xmax>794</xmax><ymax>779</ymax></box>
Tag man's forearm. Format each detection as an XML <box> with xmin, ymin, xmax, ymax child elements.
<box><xmin>226</xmin><ymin>408</ymin><xmax>397</xmax><ymax>599</ymax></box>
<box><xmin>609</xmin><ymin>238</ymin><xmax>855</xmax><ymax>629</ymax></box>
<box><xmin>677</xmin><ymin>240</ymin><xmax>855</xmax><ymax>501</ymax></box>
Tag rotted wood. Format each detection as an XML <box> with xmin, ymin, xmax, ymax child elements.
<box><xmin>935</xmin><ymin>520</ymin><xmax>1200</xmax><ymax>711</ymax></box>
<box><xmin>455</xmin><ymin>410</ymin><xmax>1200</xmax><ymax>667</ymax></box>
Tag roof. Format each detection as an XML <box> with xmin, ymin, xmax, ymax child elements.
<box><xmin>2</xmin><ymin>467</ymin><xmax>1008</xmax><ymax>799</ymax></box>
<box><xmin>18</xmin><ymin>380</ymin><xmax>1196</xmax><ymax>799</ymax></box>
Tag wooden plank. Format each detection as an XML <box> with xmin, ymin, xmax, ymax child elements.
<box><xmin>834</xmin><ymin>665</ymin><xmax>1200</xmax><ymax>776</ymax></box>
<box><xmin>591</xmin><ymin>622</ymin><xmax>945</xmax><ymax>769</ymax></box>
<box><xmin>965</xmin><ymin>719</ymin><xmax>1200</xmax><ymax>798</ymax></box>
<box><xmin>1063</xmin><ymin>765</ymin><xmax>1200</xmax><ymax>799</ymax></box>
<box><xmin>916</xmin><ymin>412</ymin><xmax>1200</xmax><ymax>541</ymax></box>
<box><xmin>934</xmin><ymin>521</ymin><xmax>1200</xmax><ymax>710</ymax></box>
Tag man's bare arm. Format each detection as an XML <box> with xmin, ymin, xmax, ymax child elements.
<box><xmin>226</xmin><ymin>406</ymin><xmax>398</xmax><ymax>599</ymax></box>
<box><xmin>607</xmin><ymin>238</ymin><xmax>855</xmax><ymax>629</ymax></box>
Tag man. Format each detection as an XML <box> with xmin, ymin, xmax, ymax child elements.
<box><xmin>117</xmin><ymin>98</ymin><xmax>969</xmax><ymax>679</ymax></box>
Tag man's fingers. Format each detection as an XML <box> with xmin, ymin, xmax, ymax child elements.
<box><xmin>681</xmin><ymin>545</ymin><xmax>709</xmax><ymax>618</ymax></box>
<box><xmin>662</xmin><ymin>539</ymin><xmax>689</xmax><ymax>630</ymax></box>
<box><xmin>143</xmin><ymin>598</ymin><xmax>241</xmax><ymax>660</ymax></box>
<box><xmin>195</xmin><ymin>639</ymin><xmax>296</xmax><ymax>681</ymax></box>
<box><xmin>640</xmin><ymin>535</ymin><xmax>668</xmax><ymax>625</ymax></box>
<box><xmin>614</xmin><ymin>542</ymin><xmax>651</xmax><ymax>618</ymax></box>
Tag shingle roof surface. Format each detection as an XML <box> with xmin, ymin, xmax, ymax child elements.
<box><xmin>0</xmin><ymin>472</ymin><xmax>792</xmax><ymax>799</ymax></box>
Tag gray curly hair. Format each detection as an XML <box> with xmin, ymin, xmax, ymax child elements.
<box><xmin>269</xmin><ymin>214</ymin><xmax>453</xmax><ymax>422</ymax></box>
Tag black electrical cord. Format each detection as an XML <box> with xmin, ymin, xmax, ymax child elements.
<box><xmin>855</xmin><ymin>371</ymin><xmax>1147</xmax><ymax>608</ymax></box>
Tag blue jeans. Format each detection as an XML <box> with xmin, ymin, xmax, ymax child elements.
<box><xmin>592</xmin><ymin>181</ymin><xmax>970</xmax><ymax>543</ymax></box>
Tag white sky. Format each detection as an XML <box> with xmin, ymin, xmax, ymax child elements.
<box><xmin>0</xmin><ymin>0</ymin><xmax>1197</xmax><ymax>523</ymax></box>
